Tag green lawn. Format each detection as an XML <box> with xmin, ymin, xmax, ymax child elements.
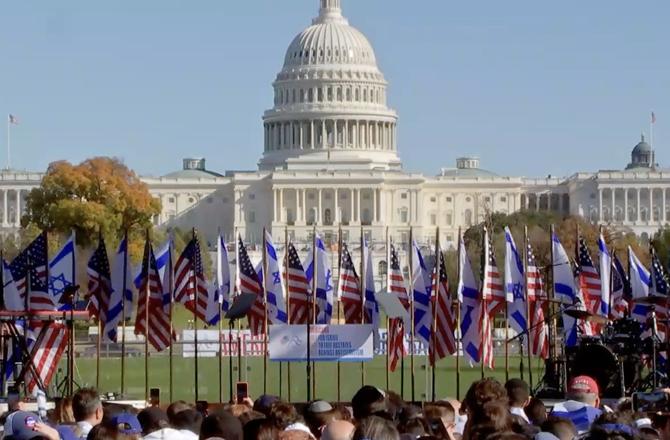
<box><xmin>60</xmin><ymin>355</ymin><xmax>545</xmax><ymax>403</ymax></box>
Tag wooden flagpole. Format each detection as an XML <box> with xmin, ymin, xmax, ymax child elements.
<box><xmin>456</xmin><ymin>227</ymin><xmax>462</xmax><ymax>399</ymax></box>
<box><xmin>524</xmin><ymin>226</ymin><xmax>534</xmax><ymax>391</ymax></box>
<box><xmin>431</xmin><ymin>228</ymin><xmax>440</xmax><ymax>401</ymax></box>
<box><xmin>409</xmin><ymin>227</ymin><xmax>416</xmax><ymax>402</ymax></box>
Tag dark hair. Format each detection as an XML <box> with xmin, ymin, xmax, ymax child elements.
<box><xmin>467</xmin><ymin>400</ymin><xmax>513</xmax><ymax>440</ymax></box>
<box><xmin>351</xmin><ymin>386</ymin><xmax>387</xmax><ymax>420</ymax></box>
<box><xmin>200</xmin><ymin>412</ymin><xmax>243</xmax><ymax>440</ymax></box>
<box><xmin>72</xmin><ymin>388</ymin><xmax>102</xmax><ymax>422</ymax></box>
<box><xmin>541</xmin><ymin>416</ymin><xmax>578</xmax><ymax>440</ymax></box>
<box><xmin>243</xmin><ymin>418</ymin><xmax>267</xmax><ymax>440</ymax></box>
<box><xmin>256</xmin><ymin>421</ymin><xmax>281</xmax><ymax>440</ymax></box>
<box><xmin>87</xmin><ymin>424</ymin><xmax>120</xmax><ymax>440</ymax></box>
<box><xmin>166</xmin><ymin>400</ymin><xmax>192</xmax><ymax>424</ymax></box>
<box><xmin>398</xmin><ymin>416</ymin><xmax>431</xmax><ymax>437</ymax></box>
<box><xmin>463</xmin><ymin>378</ymin><xmax>508</xmax><ymax>415</ymax></box>
<box><xmin>425</xmin><ymin>401</ymin><xmax>456</xmax><ymax>425</ymax></box>
<box><xmin>171</xmin><ymin>409</ymin><xmax>202</xmax><ymax>434</ymax></box>
<box><xmin>505</xmin><ymin>379</ymin><xmax>530</xmax><ymax>407</ymax></box>
<box><xmin>353</xmin><ymin>415</ymin><xmax>400</xmax><ymax>440</ymax></box>
<box><xmin>269</xmin><ymin>401</ymin><xmax>301</xmax><ymax>430</ymax></box>
<box><xmin>524</xmin><ymin>397</ymin><xmax>547</xmax><ymax>426</ymax></box>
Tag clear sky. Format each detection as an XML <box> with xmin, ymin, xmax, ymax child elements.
<box><xmin>1</xmin><ymin>0</ymin><xmax>668</xmax><ymax>178</ymax></box>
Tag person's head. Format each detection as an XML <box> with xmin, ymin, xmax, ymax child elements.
<box><xmin>524</xmin><ymin>397</ymin><xmax>547</xmax><ymax>426</ymax></box>
<box><xmin>321</xmin><ymin>420</ymin><xmax>355</xmax><ymax>440</ymax></box>
<box><xmin>107</xmin><ymin>412</ymin><xmax>142</xmax><ymax>439</ymax></box>
<box><xmin>351</xmin><ymin>386</ymin><xmax>388</xmax><ymax>420</ymax></box>
<box><xmin>398</xmin><ymin>416</ymin><xmax>431</xmax><ymax>438</ymax></box>
<box><xmin>3</xmin><ymin>411</ymin><xmax>48</xmax><ymax>440</ymax></box>
<box><xmin>72</xmin><ymin>388</ymin><xmax>103</xmax><ymax>425</ymax></box>
<box><xmin>652</xmin><ymin>414</ymin><xmax>670</xmax><ymax>440</ymax></box>
<box><xmin>353</xmin><ymin>416</ymin><xmax>400</xmax><ymax>440</ymax></box>
<box><xmin>505</xmin><ymin>379</ymin><xmax>530</xmax><ymax>409</ymax></box>
<box><xmin>268</xmin><ymin>401</ymin><xmax>301</xmax><ymax>430</ymax></box>
<box><xmin>425</xmin><ymin>402</ymin><xmax>457</xmax><ymax>438</ymax></box>
<box><xmin>463</xmin><ymin>378</ymin><xmax>508</xmax><ymax>416</ymax></box>
<box><xmin>200</xmin><ymin>412</ymin><xmax>243</xmax><ymax>440</ymax></box>
<box><xmin>171</xmin><ymin>409</ymin><xmax>202</xmax><ymax>435</ymax></box>
<box><xmin>541</xmin><ymin>416</ymin><xmax>578</xmax><ymax>440</ymax></box>
<box><xmin>305</xmin><ymin>401</ymin><xmax>338</xmax><ymax>436</ymax></box>
<box><xmin>166</xmin><ymin>400</ymin><xmax>192</xmax><ymax>425</ymax></box>
<box><xmin>567</xmin><ymin>376</ymin><xmax>600</xmax><ymax>408</ymax></box>
<box><xmin>331</xmin><ymin>404</ymin><xmax>353</xmax><ymax>423</ymax></box>
<box><xmin>52</xmin><ymin>397</ymin><xmax>75</xmax><ymax>424</ymax></box>
<box><xmin>137</xmin><ymin>407</ymin><xmax>169</xmax><ymax>436</ymax></box>
<box><xmin>254</xmin><ymin>420</ymin><xmax>280</xmax><ymax>440</ymax></box>
<box><xmin>253</xmin><ymin>395</ymin><xmax>280</xmax><ymax>417</ymax></box>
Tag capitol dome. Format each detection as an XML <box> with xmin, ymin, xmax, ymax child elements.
<box><xmin>260</xmin><ymin>0</ymin><xmax>401</xmax><ymax>171</ymax></box>
<box><xmin>626</xmin><ymin>133</ymin><xmax>655</xmax><ymax>170</ymax></box>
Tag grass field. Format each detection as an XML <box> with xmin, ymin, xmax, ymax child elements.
<box><xmin>59</xmin><ymin>355</ymin><xmax>545</xmax><ymax>403</ymax></box>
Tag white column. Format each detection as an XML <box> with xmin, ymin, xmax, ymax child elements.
<box><xmin>302</xmin><ymin>189</ymin><xmax>307</xmax><ymax>223</ymax></box>
<box><xmin>310</xmin><ymin>121</ymin><xmax>315</xmax><ymax>149</ymax></box>
<box><xmin>356</xmin><ymin>121</ymin><xmax>360</xmax><ymax>148</ymax></box>
<box><xmin>273</xmin><ymin>189</ymin><xmax>278</xmax><ymax>222</ymax></box>
<box><xmin>637</xmin><ymin>188</ymin><xmax>641</xmax><ymax>222</ymax></box>
<box><xmin>344</xmin><ymin>120</ymin><xmax>349</xmax><ymax>148</ymax></box>
<box><xmin>373</xmin><ymin>189</ymin><xmax>378</xmax><ymax>223</ymax></box>
<box><xmin>356</xmin><ymin>189</ymin><xmax>361</xmax><ymax>223</ymax></box>
<box><xmin>415</xmin><ymin>190</ymin><xmax>421</xmax><ymax>223</ymax></box>
<box><xmin>350</xmin><ymin>189</ymin><xmax>355</xmax><ymax>223</ymax></box>
<box><xmin>663</xmin><ymin>188</ymin><xmax>667</xmax><ymax>222</ymax></box>
<box><xmin>15</xmin><ymin>190</ymin><xmax>20</xmax><ymax>226</ymax></box>
<box><xmin>321</xmin><ymin>120</ymin><xmax>326</xmax><ymax>148</ymax></box>
<box><xmin>650</xmin><ymin>188</ymin><xmax>654</xmax><ymax>222</ymax></box>
<box><xmin>3</xmin><ymin>190</ymin><xmax>7</xmax><ymax>225</ymax></box>
<box><xmin>299</xmin><ymin>122</ymin><xmax>304</xmax><ymax>149</ymax></box>
<box><xmin>334</xmin><ymin>188</ymin><xmax>339</xmax><ymax>223</ymax></box>
<box><xmin>598</xmin><ymin>189</ymin><xmax>603</xmax><ymax>222</ymax></box>
<box><xmin>279</xmin><ymin>189</ymin><xmax>284</xmax><ymax>222</ymax></box>
<box><xmin>318</xmin><ymin>189</ymin><xmax>323</xmax><ymax>224</ymax></box>
<box><xmin>624</xmin><ymin>189</ymin><xmax>629</xmax><ymax>222</ymax></box>
<box><xmin>611</xmin><ymin>189</ymin><xmax>616</xmax><ymax>221</ymax></box>
<box><xmin>380</xmin><ymin>190</ymin><xmax>386</xmax><ymax>223</ymax></box>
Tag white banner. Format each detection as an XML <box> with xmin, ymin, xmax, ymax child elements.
<box><xmin>268</xmin><ymin>324</ymin><xmax>374</xmax><ymax>362</ymax></box>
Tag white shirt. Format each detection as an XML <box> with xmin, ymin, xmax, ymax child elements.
<box><xmin>510</xmin><ymin>406</ymin><xmax>529</xmax><ymax>423</ymax></box>
<box><xmin>76</xmin><ymin>421</ymin><xmax>94</xmax><ymax>440</ymax></box>
<box><xmin>144</xmin><ymin>428</ymin><xmax>189</xmax><ymax>440</ymax></box>
<box><xmin>178</xmin><ymin>429</ymin><xmax>199</xmax><ymax>440</ymax></box>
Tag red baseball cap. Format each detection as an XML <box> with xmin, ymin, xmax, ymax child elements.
<box><xmin>568</xmin><ymin>375</ymin><xmax>599</xmax><ymax>395</ymax></box>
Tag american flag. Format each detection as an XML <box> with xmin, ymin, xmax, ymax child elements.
<box><xmin>86</xmin><ymin>237</ymin><xmax>113</xmax><ymax>326</ymax></box>
<box><xmin>526</xmin><ymin>243</ymin><xmax>549</xmax><ymax>359</ymax></box>
<box><xmin>430</xmin><ymin>250</ymin><xmax>457</xmax><ymax>365</ymax></box>
<box><xmin>174</xmin><ymin>237</ymin><xmax>209</xmax><ymax>323</ymax></box>
<box><xmin>338</xmin><ymin>243</ymin><xmax>363</xmax><ymax>324</ymax></box>
<box><xmin>287</xmin><ymin>242</ymin><xmax>311</xmax><ymax>324</ymax></box>
<box><xmin>24</xmin><ymin>322</ymin><xmax>68</xmax><ymax>395</ymax></box>
<box><xmin>480</xmin><ymin>299</ymin><xmax>494</xmax><ymax>369</ymax></box>
<box><xmin>388</xmin><ymin>244</ymin><xmax>409</xmax><ymax>372</ymax></box>
<box><xmin>611</xmin><ymin>255</ymin><xmax>629</xmax><ymax>318</ymax></box>
<box><xmin>135</xmin><ymin>241</ymin><xmax>173</xmax><ymax>351</ymax></box>
<box><xmin>483</xmin><ymin>228</ymin><xmax>505</xmax><ymax>315</ymax></box>
<box><xmin>237</xmin><ymin>235</ymin><xmax>265</xmax><ymax>335</ymax></box>
<box><xmin>10</xmin><ymin>233</ymin><xmax>55</xmax><ymax>311</ymax></box>
<box><xmin>576</xmin><ymin>237</ymin><xmax>602</xmax><ymax>318</ymax></box>
<box><xmin>651</xmin><ymin>251</ymin><xmax>669</xmax><ymax>338</ymax></box>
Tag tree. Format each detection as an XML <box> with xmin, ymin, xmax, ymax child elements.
<box><xmin>22</xmin><ymin>157</ymin><xmax>161</xmax><ymax>248</ymax></box>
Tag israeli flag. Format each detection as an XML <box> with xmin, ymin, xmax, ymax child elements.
<box><xmin>364</xmin><ymin>239</ymin><xmax>380</xmax><ymax>349</ymax></box>
<box><xmin>108</xmin><ymin>237</ymin><xmax>132</xmax><ymax>342</ymax></box>
<box><xmin>305</xmin><ymin>234</ymin><xmax>333</xmax><ymax>324</ymax></box>
<box><xmin>49</xmin><ymin>232</ymin><xmax>76</xmax><ymax>310</ymax></box>
<box><xmin>458</xmin><ymin>237</ymin><xmax>481</xmax><ymax>364</ymax></box>
<box><xmin>3</xmin><ymin>259</ymin><xmax>23</xmax><ymax>311</ymax></box>
<box><xmin>552</xmin><ymin>233</ymin><xmax>578</xmax><ymax>347</ymax></box>
<box><xmin>411</xmin><ymin>240</ymin><xmax>432</xmax><ymax>346</ymax></box>
<box><xmin>598</xmin><ymin>234</ymin><xmax>612</xmax><ymax>318</ymax></box>
<box><xmin>215</xmin><ymin>234</ymin><xmax>232</xmax><ymax>313</ymax></box>
<box><xmin>264</xmin><ymin>231</ymin><xmax>287</xmax><ymax>324</ymax></box>
<box><xmin>504</xmin><ymin>227</ymin><xmax>527</xmax><ymax>334</ymax></box>
<box><xmin>154</xmin><ymin>240</ymin><xmax>173</xmax><ymax>314</ymax></box>
<box><xmin>628</xmin><ymin>246</ymin><xmax>651</xmax><ymax>323</ymax></box>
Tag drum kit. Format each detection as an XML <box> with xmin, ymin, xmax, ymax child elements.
<box><xmin>536</xmin><ymin>296</ymin><xmax>669</xmax><ymax>399</ymax></box>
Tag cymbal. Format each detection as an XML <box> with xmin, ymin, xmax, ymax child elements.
<box><xmin>563</xmin><ymin>309</ymin><xmax>609</xmax><ymax>325</ymax></box>
<box><xmin>634</xmin><ymin>296</ymin><xmax>668</xmax><ymax>306</ymax></box>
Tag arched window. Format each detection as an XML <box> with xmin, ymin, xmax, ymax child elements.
<box><xmin>324</xmin><ymin>209</ymin><xmax>332</xmax><ymax>225</ymax></box>
<box><xmin>300</xmin><ymin>89</ymin><xmax>305</xmax><ymax>103</ymax></box>
<box><xmin>346</xmin><ymin>88</ymin><xmax>352</xmax><ymax>101</ymax></box>
<box><xmin>318</xmin><ymin>88</ymin><xmax>323</xmax><ymax>102</ymax></box>
<box><xmin>292</xmin><ymin>89</ymin><xmax>296</xmax><ymax>103</ymax></box>
<box><xmin>355</xmin><ymin>88</ymin><xmax>360</xmax><ymax>101</ymax></box>
<box><xmin>308</xmin><ymin>89</ymin><xmax>314</xmax><ymax>102</ymax></box>
<box><xmin>327</xmin><ymin>87</ymin><xmax>333</xmax><ymax>101</ymax></box>
<box><xmin>337</xmin><ymin>87</ymin><xmax>343</xmax><ymax>101</ymax></box>
<box><xmin>464</xmin><ymin>209</ymin><xmax>473</xmax><ymax>227</ymax></box>
<box><xmin>363</xmin><ymin>89</ymin><xmax>368</xmax><ymax>102</ymax></box>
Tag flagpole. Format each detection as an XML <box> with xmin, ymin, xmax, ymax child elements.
<box><xmin>120</xmin><ymin>231</ymin><xmax>128</xmax><ymax>397</ymax></box>
<box><xmin>284</xmin><ymin>226</ymin><xmax>290</xmax><ymax>402</ymax></box>
<box><xmin>191</xmin><ymin>228</ymin><xmax>200</xmax><ymax>402</ymax></box>
<box><xmin>168</xmin><ymin>236</ymin><xmax>174</xmax><ymax>403</ymax></box>
<box><xmin>524</xmin><ymin>226</ymin><xmax>533</xmax><ymax>391</ymax></box>
<box><xmin>307</xmin><ymin>227</ymin><xmax>315</xmax><ymax>402</ymax></box>
<box><xmin>456</xmin><ymin>227</ymin><xmax>462</xmax><ymax>400</ymax></box>
<box><xmin>409</xmin><ymin>227</ymin><xmax>416</xmax><ymax>402</ymax></box>
<box><xmin>431</xmin><ymin>228</ymin><xmax>440</xmax><ymax>401</ymax></box>
<box><xmin>144</xmin><ymin>230</ymin><xmax>150</xmax><ymax>403</ymax></box>
<box><xmin>385</xmin><ymin>226</ymin><xmax>391</xmax><ymax>392</ymax></box>
<box><xmin>218</xmin><ymin>232</ymin><xmax>223</xmax><ymax>403</ymax></box>
<box><xmin>235</xmin><ymin>229</ymin><xmax>242</xmax><ymax>383</ymax></box>
<box><xmin>6</xmin><ymin>115</ymin><xmax>11</xmax><ymax>170</ymax></box>
<box><xmin>480</xmin><ymin>228</ymin><xmax>486</xmax><ymax>380</ymax></box>
<box><xmin>262</xmin><ymin>227</ymin><xmax>269</xmax><ymax>395</ymax></box>
<box><xmin>337</xmin><ymin>224</ymin><xmax>343</xmax><ymax>402</ymax></box>
<box><xmin>360</xmin><ymin>225</ymin><xmax>366</xmax><ymax>388</ymax></box>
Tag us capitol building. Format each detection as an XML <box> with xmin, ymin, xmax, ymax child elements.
<box><xmin>2</xmin><ymin>0</ymin><xmax>669</xmax><ymax>248</ymax></box>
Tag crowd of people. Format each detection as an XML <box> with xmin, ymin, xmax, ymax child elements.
<box><xmin>3</xmin><ymin>374</ymin><xmax>670</xmax><ymax>440</ymax></box>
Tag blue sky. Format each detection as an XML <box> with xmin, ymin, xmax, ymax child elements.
<box><xmin>1</xmin><ymin>0</ymin><xmax>668</xmax><ymax>178</ymax></box>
